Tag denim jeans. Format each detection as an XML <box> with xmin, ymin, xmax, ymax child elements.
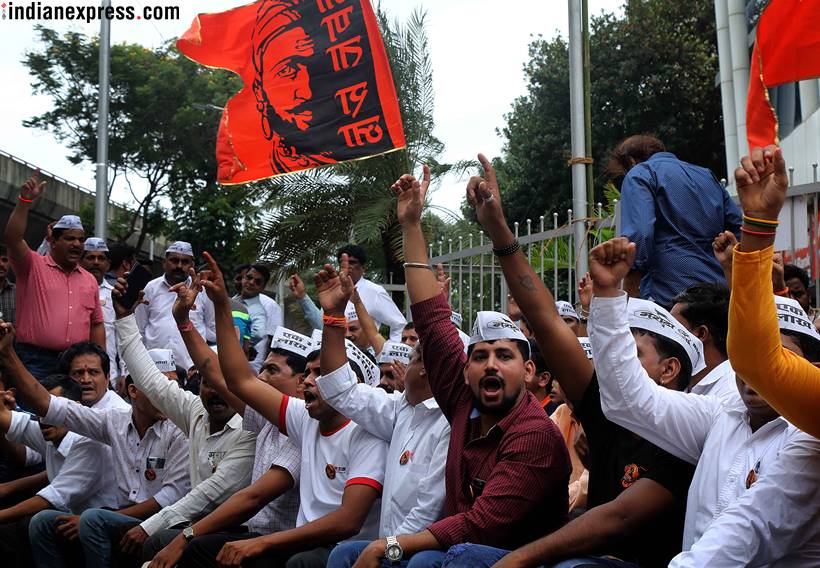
<box><xmin>327</xmin><ymin>540</ymin><xmax>446</xmax><ymax>568</ymax></box>
<box><xmin>78</xmin><ymin>508</ymin><xmax>141</xmax><ymax>568</ymax></box>
<box><xmin>442</xmin><ymin>544</ymin><xmax>639</xmax><ymax>568</ymax></box>
<box><xmin>29</xmin><ymin>509</ymin><xmax>84</xmax><ymax>568</ymax></box>
<box><xmin>15</xmin><ymin>343</ymin><xmax>62</xmax><ymax>384</ymax></box>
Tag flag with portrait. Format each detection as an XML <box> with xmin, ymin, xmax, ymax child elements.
<box><xmin>177</xmin><ymin>0</ymin><xmax>406</xmax><ymax>184</ymax></box>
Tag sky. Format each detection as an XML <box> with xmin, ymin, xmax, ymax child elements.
<box><xmin>0</xmin><ymin>0</ymin><xmax>623</xmax><ymax>219</ymax></box>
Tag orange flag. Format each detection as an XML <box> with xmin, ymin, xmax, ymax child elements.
<box><xmin>746</xmin><ymin>0</ymin><xmax>820</xmax><ymax>149</ymax></box>
<box><xmin>178</xmin><ymin>0</ymin><xmax>406</xmax><ymax>184</ymax></box>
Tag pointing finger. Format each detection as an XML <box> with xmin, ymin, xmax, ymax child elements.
<box><xmin>477</xmin><ymin>153</ymin><xmax>497</xmax><ymax>186</ymax></box>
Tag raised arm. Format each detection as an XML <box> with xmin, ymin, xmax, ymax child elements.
<box><xmin>4</xmin><ymin>171</ymin><xmax>45</xmax><ymax>262</ymax></box>
<box><xmin>199</xmin><ymin>253</ymin><xmax>285</xmax><ymax>428</ymax></box>
<box><xmin>727</xmin><ymin>146</ymin><xmax>820</xmax><ymax>437</ymax></box>
<box><xmin>289</xmin><ymin>274</ymin><xmax>324</xmax><ymax>330</ymax></box>
<box><xmin>171</xmin><ymin>271</ymin><xmax>245</xmax><ymax>415</ymax></box>
<box><xmin>314</xmin><ymin>254</ymin><xmax>355</xmax><ymax>376</ymax></box>
<box><xmin>0</xmin><ymin>323</ymin><xmax>51</xmax><ymax>416</ymax></box>
<box><xmin>466</xmin><ymin>154</ymin><xmax>593</xmax><ymax>408</ymax></box>
<box><xmin>393</xmin><ymin>165</ymin><xmax>440</xmax><ymax>304</ymax></box>
<box><xmin>351</xmin><ymin>286</ymin><xmax>386</xmax><ymax>354</ymax></box>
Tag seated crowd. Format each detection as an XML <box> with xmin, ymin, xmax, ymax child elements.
<box><xmin>0</xmin><ymin>142</ymin><xmax>818</xmax><ymax>568</ymax></box>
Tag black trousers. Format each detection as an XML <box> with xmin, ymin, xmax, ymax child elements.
<box><xmin>0</xmin><ymin>515</ymin><xmax>34</xmax><ymax>568</ymax></box>
<box><xmin>179</xmin><ymin>532</ymin><xmax>332</xmax><ymax>568</ymax></box>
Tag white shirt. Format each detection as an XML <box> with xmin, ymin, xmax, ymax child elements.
<box><xmin>317</xmin><ymin>364</ymin><xmax>449</xmax><ymax>536</ymax></box>
<box><xmin>688</xmin><ymin>359</ymin><xmax>737</xmax><ymax>403</ymax></box>
<box><xmin>590</xmin><ymin>293</ymin><xmax>807</xmax><ymax>553</ymax></box>
<box><xmin>116</xmin><ymin>315</ymin><xmax>256</xmax><ymax>535</ymax></box>
<box><xmin>242</xmin><ymin>406</ymin><xmax>301</xmax><ymax>534</ymax></box>
<box><xmin>235</xmin><ymin>293</ymin><xmax>283</xmax><ymax>372</ymax></box>
<box><xmin>99</xmin><ymin>279</ymin><xmax>119</xmax><ymax>382</ymax></box>
<box><xmin>8</xmin><ymin>411</ymin><xmax>119</xmax><ymax>513</ymax></box>
<box><xmin>279</xmin><ymin>374</ymin><xmax>388</xmax><ymax>540</ymax></box>
<box><xmin>670</xmin><ymin>430</ymin><xmax>820</xmax><ymax>567</ymax></box>
<box><xmin>135</xmin><ymin>275</ymin><xmax>216</xmax><ymax>369</ymax></box>
<box><xmin>346</xmin><ymin>277</ymin><xmax>406</xmax><ymax>341</ymax></box>
<box><xmin>44</xmin><ymin>394</ymin><xmax>190</xmax><ymax>509</ymax></box>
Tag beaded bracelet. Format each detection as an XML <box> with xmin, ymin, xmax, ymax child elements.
<box><xmin>492</xmin><ymin>239</ymin><xmax>520</xmax><ymax>257</ymax></box>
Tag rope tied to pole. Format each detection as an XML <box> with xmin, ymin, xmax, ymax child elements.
<box><xmin>567</xmin><ymin>156</ymin><xmax>594</xmax><ymax>166</ymax></box>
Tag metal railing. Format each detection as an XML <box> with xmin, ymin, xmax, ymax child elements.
<box><xmin>424</xmin><ymin>204</ymin><xmax>619</xmax><ymax>331</ymax></box>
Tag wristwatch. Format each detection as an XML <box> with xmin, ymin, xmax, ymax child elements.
<box><xmin>385</xmin><ymin>535</ymin><xmax>403</xmax><ymax>564</ymax></box>
<box><xmin>182</xmin><ymin>526</ymin><xmax>195</xmax><ymax>542</ymax></box>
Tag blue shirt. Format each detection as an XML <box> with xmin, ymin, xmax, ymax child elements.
<box><xmin>620</xmin><ymin>152</ymin><xmax>741</xmax><ymax>306</ymax></box>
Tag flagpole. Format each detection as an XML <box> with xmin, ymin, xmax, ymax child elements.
<box><xmin>95</xmin><ymin>0</ymin><xmax>111</xmax><ymax>239</ymax></box>
<box><xmin>568</xmin><ymin>0</ymin><xmax>588</xmax><ymax>281</ymax></box>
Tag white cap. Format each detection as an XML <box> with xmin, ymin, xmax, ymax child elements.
<box><xmin>556</xmin><ymin>301</ymin><xmax>580</xmax><ymax>321</ymax></box>
<box><xmin>377</xmin><ymin>341</ymin><xmax>412</xmax><ymax>365</ymax></box>
<box><xmin>165</xmin><ymin>241</ymin><xmax>194</xmax><ymax>258</ymax></box>
<box><xmin>775</xmin><ymin>296</ymin><xmax>820</xmax><ymax>344</ymax></box>
<box><xmin>270</xmin><ymin>327</ymin><xmax>314</xmax><ymax>358</ymax></box>
<box><xmin>457</xmin><ymin>329</ymin><xmax>470</xmax><ymax>353</ymax></box>
<box><xmin>148</xmin><ymin>349</ymin><xmax>176</xmax><ymax>373</ymax></box>
<box><xmin>627</xmin><ymin>298</ymin><xmax>706</xmax><ymax>375</ymax></box>
<box><xmin>345</xmin><ymin>340</ymin><xmax>379</xmax><ymax>386</ymax></box>
<box><xmin>577</xmin><ymin>337</ymin><xmax>593</xmax><ymax>359</ymax></box>
<box><xmin>469</xmin><ymin>311</ymin><xmax>530</xmax><ymax>358</ymax></box>
<box><xmin>54</xmin><ymin>215</ymin><xmax>83</xmax><ymax>230</ymax></box>
<box><xmin>83</xmin><ymin>237</ymin><xmax>109</xmax><ymax>253</ymax></box>
<box><xmin>450</xmin><ymin>311</ymin><xmax>463</xmax><ymax>329</ymax></box>
<box><xmin>345</xmin><ymin>305</ymin><xmax>359</xmax><ymax>322</ymax></box>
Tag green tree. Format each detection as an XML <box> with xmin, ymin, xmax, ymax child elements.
<box><xmin>250</xmin><ymin>9</ymin><xmax>464</xmax><ymax>283</ymax></box>
<box><xmin>22</xmin><ymin>26</ymin><xmax>255</xmax><ymax>264</ymax></box>
<box><xmin>497</xmin><ymin>0</ymin><xmax>723</xmax><ymax>225</ymax></box>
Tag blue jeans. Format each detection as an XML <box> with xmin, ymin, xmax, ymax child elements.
<box><xmin>78</xmin><ymin>509</ymin><xmax>141</xmax><ymax>568</ymax></box>
<box><xmin>443</xmin><ymin>544</ymin><xmax>638</xmax><ymax>568</ymax></box>
<box><xmin>29</xmin><ymin>509</ymin><xmax>83</xmax><ymax>568</ymax></box>
<box><xmin>15</xmin><ymin>343</ymin><xmax>62</xmax><ymax>384</ymax></box>
<box><xmin>327</xmin><ymin>540</ymin><xmax>446</xmax><ymax>568</ymax></box>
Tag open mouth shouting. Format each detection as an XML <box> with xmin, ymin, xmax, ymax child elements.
<box><xmin>303</xmin><ymin>389</ymin><xmax>319</xmax><ymax>411</ymax></box>
<box><xmin>479</xmin><ymin>374</ymin><xmax>505</xmax><ymax>402</ymax></box>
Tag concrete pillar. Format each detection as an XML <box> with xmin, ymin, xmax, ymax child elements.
<box><xmin>728</xmin><ymin>0</ymin><xmax>750</xmax><ymax>156</ymax></box>
<box><xmin>715</xmin><ymin>0</ymin><xmax>739</xmax><ymax>180</ymax></box>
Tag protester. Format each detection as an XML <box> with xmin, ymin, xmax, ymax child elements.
<box><xmin>146</xmin><ymin>277</ymin><xmax>302</xmax><ymax>568</ymax></box>
<box><xmin>554</xmin><ymin>301</ymin><xmax>580</xmax><ymax>336</ymax></box>
<box><xmin>234</xmin><ymin>263</ymin><xmax>283</xmax><ymax>372</ymax></box>
<box><xmin>136</xmin><ymin>241</ymin><xmax>216</xmax><ymax>370</ymax></box>
<box><xmin>313</xmin><ymin>257</ymin><xmax>450</xmax><ymax>568</ymax></box>
<box><xmin>0</xmin><ymin>248</ymin><xmax>16</xmax><ymax>325</ymax></box>
<box><xmin>350</xmin><ymin>165</ymin><xmax>570</xmax><ymax>568</ymax></box>
<box><xmin>233</xmin><ymin>264</ymin><xmax>250</xmax><ymax>297</ymax></box>
<box><xmin>104</xmin><ymin>243</ymin><xmax>136</xmax><ymax>286</ymax></box>
<box><xmin>2</xmin><ymin>338</ymin><xmax>190</xmax><ymax>568</ymax></box>
<box><xmin>400</xmin><ymin>322</ymin><xmax>418</xmax><ymax>347</ymax></box>
<box><xmin>375</xmin><ymin>341</ymin><xmax>412</xmax><ymax>393</ymax></box>
<box><xmin>173</xmin><ymin>252</ymin><xmax>387</xmax><ymax>567</ymax></box>
<box><xmin>288</xmin><ymin>274</ymin><xmax>324</xmax><ymax>331</ymax></box>
<box><xmin>4</xmin><ymin>171</ymin><xmax>105</xmax><ymax>380</ymax></box>
<box><xmin>338</xmin><ymin>244</ymin><xmax>407</xmax><ymax>341</ymax></box>
<box><xmin>446</xmin><ymin>155</ymin><xmax>694</xmax><ymax>568</ymax></box>
<box><xmin>609</xmin><ymin>135</ymin><xmax>742</xmax><ymax>306</ymax></box>
<box><xmin>0</xmin><ymin>374</ymin><xmax>117</xmax><ymax>568</ymax></box>
<box><xmin>525</xmin><ymin>340</ymin><xmax>555</xmax><ymax>413</ymax></box>
<box><xmin>784</xmin><ymin>263</ymin><xmax>812</xmax><ymax>313</ymax></box>
<box><xmin>81</xmin><ymin>237</ymin><xmax>120</xmax><ymax>385</ymax></box>
<box><xmin>586</xmin><ymin>236</ymin><xmax>820</xmax><ymax>564</ymax></box>
<box><xmin>113</xmin><ymin>280</ymin><xmax>255</xmax><ymax>561</ymax></box>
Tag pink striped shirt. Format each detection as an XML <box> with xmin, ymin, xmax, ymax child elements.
<box><xmin>12</xmin><ymin>250</ymin><xmax>103</xmax><ymax>350</ymax></box>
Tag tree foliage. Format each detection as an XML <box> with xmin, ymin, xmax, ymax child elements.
<box><xmin>22</xmin><ymin>26</ymin><xmax>257</xmax><ymax>265</ymax></box>
<box><xmin>496</xmin><ymin>0</ymin><xmax>723</xmax><ymax>225</ymax></box>
<box><xmin>250</xmin><ymin>9</ymin><xmax>461</xmax><ymax>282</ymax></box>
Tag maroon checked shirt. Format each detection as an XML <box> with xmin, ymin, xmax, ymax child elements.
<box><xmin>411</xmin><ymin>294</ymin><xmax>571</xmax><ymax>550</ymax></box>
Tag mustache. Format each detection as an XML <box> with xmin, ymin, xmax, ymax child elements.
<box><xmin>205</xmin><ymin>395</ymin><xmax>227</xmax><ymax>406</ymax></box>
<box><xmin>479</xmin><ymin>374</ymin><xmax>504</xmax><ymax>388</ymax></box>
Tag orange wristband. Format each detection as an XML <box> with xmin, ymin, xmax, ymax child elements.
<box><xmin>322</xmin><ymin>314</ymin><xmax>347</xmax><ymax>328</ymax></box>
<box><xmin>774</xmin><ymin>287</ymin><xmax>790</xmax><ymax>297</ymax></box>
<box><xmin>17</xmin><ymin>195</ymin><xmax>33</xmax><ymax>204</ymax></box>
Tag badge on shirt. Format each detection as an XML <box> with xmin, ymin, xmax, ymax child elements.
<box><xmin>399</xmin><ymin>450</ymin><xmax>413</xmax><ymax>466</ymax></box>
<box><xmin>621</xmin><ymin>463</ymin><xmax>644</xmax><ymax>488</ymax></box>
<box><xmin>208</xmin><ymin>451</ymin><xmax>227</xmax><ymax>473</ymax></box>
<box><xmin>145</xmin><ymin>469</ymin><xmax>157</xmax><ymax>481</ymax></box>
<box><xmin>325</xmin><ymin>463</ymin><xmax>337</xmax><ymax>480</ymax></box>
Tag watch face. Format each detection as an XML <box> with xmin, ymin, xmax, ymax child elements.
<box><xmin>386</xmin><ymin>544</ymin><xmax>402</xmax><ymax>561</ymax></box>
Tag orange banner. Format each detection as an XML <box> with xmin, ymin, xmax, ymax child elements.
<box><xmin>178</xmin><ymin>0</ymin><xmax>406</xmax><ymax>184</ymax></box>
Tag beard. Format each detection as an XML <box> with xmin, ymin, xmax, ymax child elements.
<box><xmin>472</xmin><ymin>375</ymin><xmax>522</xmax><ymax>416</ymax></box>
<box><xmin>265</xmin><ymin>103</ymin><xmax>318</xmax><ymax>156</ymax></box>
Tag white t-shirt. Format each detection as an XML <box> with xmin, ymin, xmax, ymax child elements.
<box><xmin>279</xmin><ymin>388</ymin><xmax>387</xmax><ymax>541</ymax></box>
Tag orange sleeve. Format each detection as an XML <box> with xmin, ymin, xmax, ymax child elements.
<box><xmin>728</xmin><ymin>245</ymin><xmax>820</xmax><ymax>437</ymax></box>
